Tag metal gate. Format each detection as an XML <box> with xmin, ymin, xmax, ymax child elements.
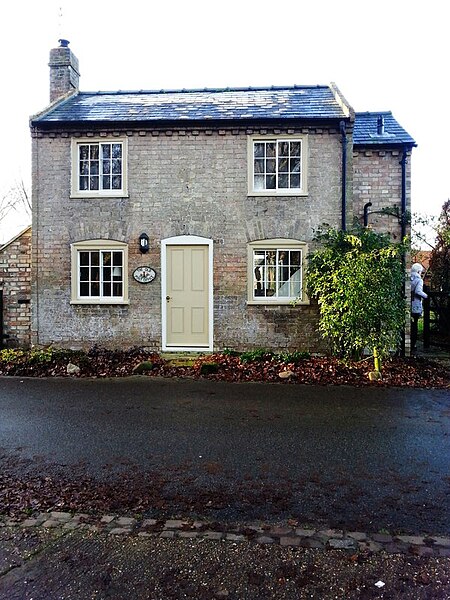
<box><xmin>423</xmin><ymin>291</ymin><xmax>450</xmax><ymax>349</ymax></box>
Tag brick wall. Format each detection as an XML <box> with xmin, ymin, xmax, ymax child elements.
<box><xmin>0</xmin><ymin>227</ymin><xmax>32</xmax><ymax>348</ymax></box>
<box><xmin>32</xmin><ymin>126</ymin><xmax>346</xmax><ymax>352</ymax></box>
<box><xmin>352</xmin><ymin>149</ymin><xmax>411</xmax><ymax>239</ymax></box>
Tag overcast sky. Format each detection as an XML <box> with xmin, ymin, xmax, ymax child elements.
<box><xmin>1</xmin><ymin>0</ymin><xmax>448</xmax><ymax>243</ymax></box>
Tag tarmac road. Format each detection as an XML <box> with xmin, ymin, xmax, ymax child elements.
<box><xmin>0</xmin><ymin>376</ymin><xmax>449</xmax><ymax>534</ymax></box>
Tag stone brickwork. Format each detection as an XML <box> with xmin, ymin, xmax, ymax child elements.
<box><xmin>352</xmin><ymin>149</ymin><xmax>411</xmax><ymax>239</ymax></box>
<box><xmin>0</xmin><ymin>227</ymin><xmax>32</xmax><ymax>348</ymax></box>
<box><xmin>31</xmin><ymin>126</ymin><xmax>345</xmax><ymax>352</ymax></box>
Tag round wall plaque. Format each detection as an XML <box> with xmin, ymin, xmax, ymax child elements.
<box><xmin>133</xmin><ymin>266</ymin><xmax>156</xmax><ymax>283</ymax></box>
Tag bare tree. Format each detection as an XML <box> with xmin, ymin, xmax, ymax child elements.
<box><xmin>0</xmin><ymin>179</ymin><xmax>31</xmax><ymax>224</ymax></box>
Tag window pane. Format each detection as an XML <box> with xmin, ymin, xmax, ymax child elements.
<box><xmin>90</xmin><ymin>161</ymin><xmax>99</xmax><ymax>175</ymax></box>
<box><xmin>79</xmin><ymin>145</ymin><xmax>89</xmax><ymax>160</ymax></box>
<box><xmin>80</xmin><ymin>161</ymin><xmax>89</xmax><ymax>175</ymax></box>
<box><xmin>254</xmin><ymin>159</ymin><xmax>264</xmax><ymax>174</ymax></box>
<box><xmin>113</xmin><ymin>282</ymin><xmax>123</xmax><ymax>297</ymax></box>
<box><xmin>101</xmin><ymin>144</ymin><xmax>111</xmax><ymax>159</ymax></box>
<box><xmin>102</xmin><ymin>176</ymin><xmax>111</xmax><ymax>189</ymax></box>
<box><xmin>102</xmin><ymin>161</ymin><xmax>111</xmax><ymax>174</ymax></box>
<box><xmin>290</xmin><ymin>142</ymin><xmax>301</xmax><ymax>156</ymax></box>
<box><xmin>278</xmin><ymin>158</ymin><xmax>288</xmax><ymax>173</ymax></box>
<box><xmin>290</xmin><ymin>267</ymin><xmax>301</xmax><ymax>296</ymax></box>
<box><xmin>254</xmin><ymin>175</ymin><xmax>265</xmax><ymax>190</ymax></box>
<box><xmin>266</xmin><ymin>143</ymin><xmax>276</xmax><ymax>157</ymax></box>
<box><xmin>112</xmin><ymin>159</ymin><xmax>121</xmax><ymax>174</ymax></box>
<box><xmin>253</xmin><ymin>251</ymin><xmax>265</xmax><ymax>297</ymax></box>
<box><xmin>103</xmin><ymin>282</ymin><xmax>111</xmax><ymax>296</ymax></box>
<box><xmin>79</xmin><ymin>252</ymin><xmax>90</xmax><ymax>266</ymax></box>
<box><xmin>278</xmin><ymin>141</ymin><xmax>289</xmax><ymax>156</ymax></box>
<box><xmin>91</xmin><ymin>282</ymin><xmax>100</xmax><ymax>296</ymax></box>
<box><xmin>80</xmin><ymin>282</ymin><xmax>89</xmax><ymax>296</ymax></box>
<box><xmin>278</xmin><ymin>174</ymin><xmax>288</xmax><ymax>188</ymax></box>
<box><xmin>90</xmin><ymin>176</ymin><xmax>99</xmax><ymax>190</ymax></box>
<box><xmin>112</xmin><ymin>144</ymin><xmax>122</xmax><ymax>159</ymax></box>
<box><xmin>290</xmin><ymin>174</ymin><xmax>300</xmax><ymax>188</ymax></box>
<box><xmin>112</xmin><ymin>176</ymin><xmax>122</xmax><ymax>190</ymax></box>
<box><xmin>91</xmin><ymin>267</ymin><xmax>100</xmax><ymax>282</ymax></box>
<box><xmin>266</xmin><ymin>159</ymin><xmax>276</xmax><ymax>174</ymax></box>
<box><xmin>79</xmin><ymin>267</ymin><xmax>89</xmax><ymax>281</ymax></box>
<box><xmin>79</xmin><ymin>176</ymin><xmax>89</xmax><ymax>190</ymax></box>
<box><xmin>254</xmin><ymin>143</ymin><xmax>265</xmax><ymax>158</ymax></box>
<box><xmin>290</xmin><ymin>251</ymin><xmax>301</xmax><ymax>266</ymax></box>
<box><xmin>112</xmin><ymin>252</ymin><xmax>123</xmax><ymax>266</ymax></box>
<box><xmin>89</xmin><ymin>145</ymin><xmax>99</xmax><ymax>159</ymax></box>
<box><xmin>266</xmin><ymin>174</ymin><xmax>276</xmax><ymax>189</ymax></box>
<box><xmin>91</xmin><ymin>252</ymin><xmax>100</xmax><ymax>266</ymax></box>
<box><xmin>103</xmin><ymin>267</ymin><xmax>111</xmax><ymax>282</ymax></box>
<box><xmin>290</xmin><ymin>158</ymin><xmax>301</xmax><ymax>173</ymax></box>
<box><xmin>266</xmin><ymin>265</ymin><xmax>276</xmax><ymax>295</ymax></box>
<box><xmin>103</xmin><ymin>252</ymin><xmax>112</xmax><ymax>266</ymax></box>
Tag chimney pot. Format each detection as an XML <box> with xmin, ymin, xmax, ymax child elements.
<box><xmin>58</xmin><ymin>39</ymin><xmax>70</xmax><ymax>48</ymax></box>
<box><xmin>377</xmin><ymin>115</ymin><xmax>385</xmax><ymax>135</ymax></box>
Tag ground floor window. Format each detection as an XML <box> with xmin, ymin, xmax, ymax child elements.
<box><xmin>70</xmin><ymin>240</ymin><xmax>129</xmax><ymax>304</ymax></box>
<box><xmin>247</xmin><ymin>239</ymin><xmax>308</xmax><ymax>304</ymax></box>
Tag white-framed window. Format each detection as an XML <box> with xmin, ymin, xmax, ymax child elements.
<box><xmin>71</xmin><ymin>138</ymin><xmax>128</xmax><ymax>197</ymax></box>
<box><xmin>247</xmin><ymin>239</ymin><xmax>309</xmax><ymax>304</ymax></box>
<box><xmin>248</xmin><ymin>135</ymin><xmax>308</xmax><ymax>196</ymax></box>
<box><xmin>70</xmin><ymin>240</ymin><xmax>129</xmax><ymax>304</ymax></box>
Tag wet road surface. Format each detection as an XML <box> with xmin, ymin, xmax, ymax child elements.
<box><xmin>0</xmin><ymin>377</ymin><xmax>449</xmax><ymax>533</ymax></box>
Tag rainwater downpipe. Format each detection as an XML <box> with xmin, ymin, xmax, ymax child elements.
<box><xmin>340</xmin><ymin>121</ymin><xmax>347</xmax><ymax>231</ymax></box>
<box><xmin>400</xmin><ymin>145</ymin><xmax>408</xmax><ymax>240</ymax></box>
<box><xmin>399</xmin><ymin>145</ymin><xmax>410</xmax><ymax>356</ymax></box>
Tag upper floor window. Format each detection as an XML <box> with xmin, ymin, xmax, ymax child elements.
<box><xmin>248</xmin><ymin>136</ymin><xmax>308</xmax><ymax>196</ymax></box>
<box><xmin>71</xmin><ymin>138</ymin><xmax>128</xmax><ymax>197</ymax></box>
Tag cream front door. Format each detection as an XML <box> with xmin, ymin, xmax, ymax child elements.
<box><xmin>165</xmin><ymin>245</ymin><xmax>210</xmax><ymax>347</ymax></box>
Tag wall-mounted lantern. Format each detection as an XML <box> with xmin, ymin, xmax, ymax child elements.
<box><xmin>139</xmin><ymin>232</ymin><xmax>149</xmax><ymax>254</ymax></box>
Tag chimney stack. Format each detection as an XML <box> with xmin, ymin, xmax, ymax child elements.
<box><xmin>49</xmin><ymin>39</ymin><xmax>80</xmax><ymax>103</ymax></box>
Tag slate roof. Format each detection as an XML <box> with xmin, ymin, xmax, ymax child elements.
<box><xmin>31</xmin><ymin>85</ymin><xmax>350</xmax><ymax>126</ymax></box>
<box><xmin>353</xmin><ymin>112</ymin><xmax>416</xmax><ymax>147</ymax></box>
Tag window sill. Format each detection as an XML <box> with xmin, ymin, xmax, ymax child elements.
<box><xmin>247</xmin><ymin>299</ymin><xmax>309</xmax><ymax>306</ymax></box>
<box><xmin>70</xmin><ymin>192</ymin><xmax>129</xmax><ymax>199</ymax></box>
<box><xmin>247</xmin><ymin>190</ymin><xmax>308</xmax><ymax>198</ymax></box>
<box><xmin>70</xmin><ymin>299</ymin><xmax>129</xmax><ymax>305</ymax></box>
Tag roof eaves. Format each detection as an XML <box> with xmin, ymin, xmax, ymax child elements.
<box><xmin>32</xmin><ymin>115</ymin><xmax>346</xmax><ymax>131</ymax></box>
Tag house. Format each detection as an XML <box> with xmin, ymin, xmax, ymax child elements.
<box><xmin>29</xmin><ymin>40</ymin><xmax>416</xmax><ymax>353</ymax></box>
<box><xmin>0</xmin><ymin>226</ymin><xmax>32</xmax><ymax>348</ymax></box>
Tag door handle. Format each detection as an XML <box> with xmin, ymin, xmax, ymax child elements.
<box><xmin>166</xmin><ymin>296</ymin><xmax>171</xmax><ymax>301</ymax></box>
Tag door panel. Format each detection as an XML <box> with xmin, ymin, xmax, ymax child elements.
<box><xmin>166</xmin><ymin>245</ymin><xmax>209</xmax><ymax>346</ymax></box>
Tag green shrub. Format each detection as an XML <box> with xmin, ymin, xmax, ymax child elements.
<box><xmin>222</xmin><ymin>348</ymin><xmax>241</xmax><ymax>357</ymax></box>
<box><xmin>200</xmin><ymin>362</ymin><xmax>219</xmax><ymax>375</ymax></box>
<box><xmin>307</xmin><ymin>226</ymin><xmax>406</xmax><ymax>359</ymax></box>
<box><xmin>279</xmin><ymin>350</ymin><xmax>311</xmax><ymax>363</ymax></box>
<box><xmin>133</xmin><ymin>361</ymin><xmax>154</xmax><ymax>374</ymax></box>
<box><xmin>240</xmin><ymin>349</ymin><xmax>274</xmax><ymax>362</ymax></box>
<box><xmin>0</xmin><ymin>348</ymin><xmax>25</xmax><ymax>363</ymax></box>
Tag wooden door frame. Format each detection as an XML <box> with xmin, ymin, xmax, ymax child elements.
<box><xmin>161</xmin><ymin>235</ymin><xmax>213</xmax><ymax>352</ymax></box>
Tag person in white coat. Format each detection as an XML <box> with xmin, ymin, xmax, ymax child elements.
<box><xmin>410</xmin><ymin>263</ymin><xmax>428</xmax><ymax>352</ymax></box>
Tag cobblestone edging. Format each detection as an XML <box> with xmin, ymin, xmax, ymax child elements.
<box><xmin>1</xmin><ymin>512</ymin><xmax>450</xmax><ymax>557</ymax></box>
